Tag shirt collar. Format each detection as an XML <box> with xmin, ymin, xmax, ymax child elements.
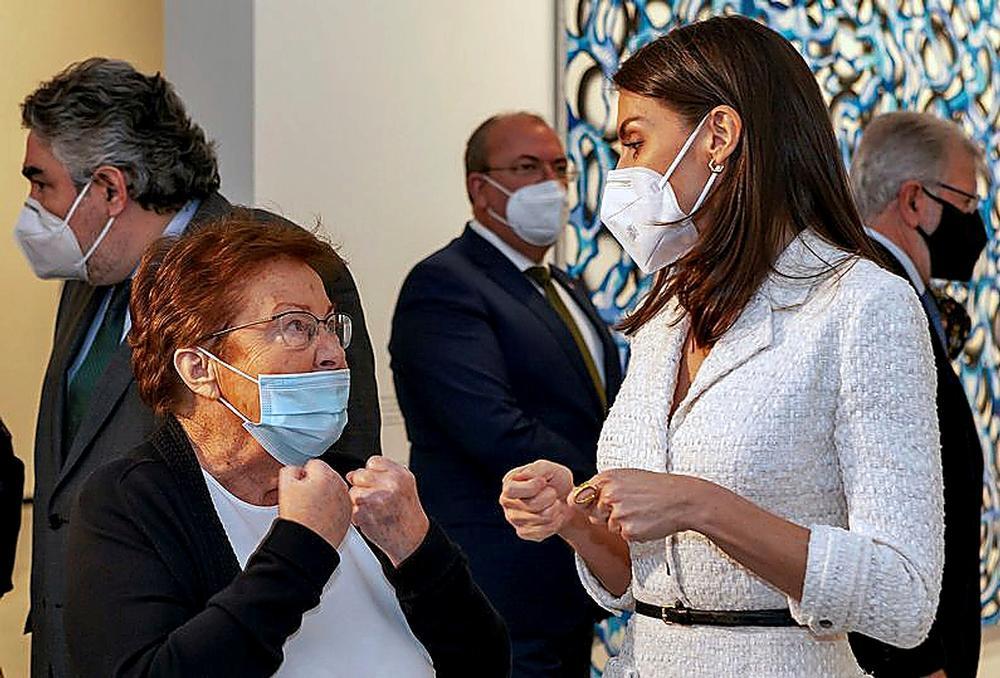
<box><xmin>864</xmin><ymin>227</ymin><xmax>925</xmax><ymax>294</ymax></box>
<box><xmin>129</xmin><ymin>199</ymin><xmax>201</xmax><ymax>279</ymax></box>
<box><xmin>468</xmin><ymin>219</ymin><xmax>540</xmax><ymax>273</ymax></box>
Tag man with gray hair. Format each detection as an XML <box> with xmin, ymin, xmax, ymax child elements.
<box><xmin>14</xmin><ymin>58</ymin><xmax>381</xmax><ymax>678</ymax></box>
<box><xmin>848</xmin><ymin>110</ymin><xmax>987</xmax><ymax>678</ymax></box>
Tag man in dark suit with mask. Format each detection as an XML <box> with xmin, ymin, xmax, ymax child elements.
<box><xmin>848</xmin><ymin>111</ymin><xmax>987</xmax><ymax>678</ymax></box>
<box><xmin>15</xmin><ymin>58</ymin><xmax>381</xmax><ymax>678</ymax></box>
<box><xmin>390</xmin><ymin>112</ymin><xmax>623</xmax><ymax>677</ymax></box>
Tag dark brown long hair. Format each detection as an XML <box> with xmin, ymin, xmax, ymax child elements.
<box><xmin>616</xmin><ymin>16</ymin><xmax>880</xmax><ymax>342</ymax></box>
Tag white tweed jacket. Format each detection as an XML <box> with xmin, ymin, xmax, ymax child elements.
<box><xmin>580</xmin><ymin>230</ymin><xmax>944</xmax><ymax>677</ymax></box>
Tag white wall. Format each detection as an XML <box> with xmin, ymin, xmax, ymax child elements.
<box><xmin>252</xmin><ymin>0</ymin><xmax>557</xmax><ymax>457</ymax></box>
<box><xmin>165</xmin><ymin>0</ymin><xmax>254</xmax><ymax>205</ymax></box>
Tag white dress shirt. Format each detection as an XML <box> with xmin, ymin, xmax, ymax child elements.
<box><xmin>469</xmin><ymin>219</ymin><xmax>605</xmax><ymax>385</ymax></box>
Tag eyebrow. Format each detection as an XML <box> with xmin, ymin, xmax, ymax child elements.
<box><xmin>21</xmin><ymin>166</ymin><xmax>43</xmax><ymax>180</ymax></box>
<box><xmin>272</xmin><ymin>302</ymin><xmax>336</xmax><ymax>316</ymax></box>
<box><xmin>511</xmin><ymin>154</ymin><xmax>569</xmax><ymax>163</ymax></box>
<box><xmin>617</xmin><ymin>116</ymin><xmax>645</xmax><ymax>140</ymax></box>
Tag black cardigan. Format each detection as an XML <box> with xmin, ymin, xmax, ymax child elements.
<box><xmin>64</xmin><ymin>417</ymin><xmax>510</xmax><ymax>677</ymax></box>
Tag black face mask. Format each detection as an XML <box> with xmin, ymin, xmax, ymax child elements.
<box><xmin>918</xmin><ymin>187</ymin><xmax>988</xmax><ymax>281</ymax></box>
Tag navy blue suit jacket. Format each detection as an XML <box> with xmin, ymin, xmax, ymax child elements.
<box><xmin>390</xmin><ymin>226</ymin><xmax>622</xmax><ymax>637</ymax></box>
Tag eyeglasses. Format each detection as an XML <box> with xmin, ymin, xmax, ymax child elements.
<box><xmin>205</xmin><ymin>310</ymin><xmax>353</xmax><ymax>350</ymax></box>
<box><xmin>481</xmin><ymin>157</ymin><xmax>578</xmax><ymax>182</ymax></box>
<box><xmin>929</xmin><ymin>181</ymin><xmax>980</xmax><ymax>212</ymax></box>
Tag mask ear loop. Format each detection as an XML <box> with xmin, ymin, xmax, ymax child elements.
<box><xmin>659</xmin><ymin>114</ymin><xmax>712</xmax><ymax>189</ymax></box>
<box><xmin>688</xmin><ymin>159</ymin><xmax>726</xmax><ymax>215</ymax></box>
<box><xmin>196</xmin><ymin>347</ymin><xmax>262</xmax><ymax>425</ymax></box>
<box><xmin>481</xmin><ymin>173</ymin><xmax>518</xmax><ymax>228</ymax></box>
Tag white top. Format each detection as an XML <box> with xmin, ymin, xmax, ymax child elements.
<box><xmin>201</xmin><ymin>469</ymin><xmax>435</xmax><ymax>678</ymax></box>
<box><xmin>578</xmin><ymin>230</ymin><xmax>944</xmax><ymax>677</ymax></box>
<box><xmin>865</xmin><ymin>226</ymin><xmax>925</xmax><ymax>294</ymax></box>
<box><xmin>469</xmin><ymin>219</ymin><xmax>606</xmax><ymax>385</ymax></box>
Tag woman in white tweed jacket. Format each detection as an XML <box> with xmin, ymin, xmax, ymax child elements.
<box><xmin>500</xmin><ymin>17</ymin><xmax>943</xmax><ymax>678</ymax></box>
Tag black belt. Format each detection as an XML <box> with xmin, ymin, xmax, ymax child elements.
<box><xmin>634</xmin><ymin>600</ymin><xmax>803</xmax><ymax>627</ymax></box>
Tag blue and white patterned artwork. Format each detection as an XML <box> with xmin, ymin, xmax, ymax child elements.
<box><xmin>558</xmin><ymin>1</ymin><xmax>1000</xmax><ymax>673</ymax></box>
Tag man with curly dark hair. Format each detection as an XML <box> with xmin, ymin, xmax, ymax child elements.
<box><xmin>14</xmin><ymin>57</ymin><xmax>381</xmax><ymax>678</ymax></box>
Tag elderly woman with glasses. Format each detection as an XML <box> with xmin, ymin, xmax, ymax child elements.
<box><xmin>63</xmin><ymin>212</ymin><xmax>510</xmax><ymax>678</ymax></box>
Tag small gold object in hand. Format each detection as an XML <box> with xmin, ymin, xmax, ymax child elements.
<box><xmin>572</xmin><ymin>482</ymin><xmax>599</xmax><ymax>506</ymax></box>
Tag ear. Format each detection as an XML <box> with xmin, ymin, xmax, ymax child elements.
<box><xmin>173</xmin><ymin>348</ymin><xmax>221</xmax><ymax>400</ymax></box>
<box><xmin>467</xmin><ymin>173</ymin><xmax>489</xmax><ymax>209</ymax></box>
<box><xmin>705</xmin><ymin>105</ymin><xmax>742</xmax><ymax>168</ymax></box>
<box><xmin>92</xmin><ymin>165</ymin><xmax>129</xmax><ymax>217</ymax></box>
<box><xmin>896</xmin><ymin>180</ymin><xmax>926</xmax><ymax>230</ymax></box>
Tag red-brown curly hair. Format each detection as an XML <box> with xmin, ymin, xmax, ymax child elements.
<box><xmin>129</xmin><ymin>210</ymin><xmax>342</xmax><ymax>415</ymax></box>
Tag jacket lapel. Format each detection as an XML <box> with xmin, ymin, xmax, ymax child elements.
<box><xmin>53</xmin><ymin>338</ymin><xmax>135</xmax><ymax>499</ymax></box>
<box><xmin>40</xmin><ymin>283</ymin><xmax>104</xmax><ymax>472</ymax></box>
<box><xmin>670</xmin><ymin>292</ymin><xmax>774</xmax><ymax>430</ymax></box>
<box><xmin>458</xmin><ymin>227</ymin><xmax>605</xmax><ymax>415</ymax></box>
<box><xmin>670</xmin><ymin>231</ymin><xmax>833</xmax><ymax>430</ymax></box>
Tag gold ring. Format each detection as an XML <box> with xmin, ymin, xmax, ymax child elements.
<box><xmin>572</xmin><ymin>483</ymin><xmax>599</xmax><ymax>506</ymax></box>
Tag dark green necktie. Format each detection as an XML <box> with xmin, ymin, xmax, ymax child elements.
<box><xmin>525</xmin><ymin>266</ymin><xmax>606</xmax><ymax>411</ymax></box>
<box><xmin>65</xmin><ymin>282</ymin><xmax>131</xmax><ymax>446</ymax></box>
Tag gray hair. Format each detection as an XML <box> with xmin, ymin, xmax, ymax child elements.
<box><xmin>21</xmin><ymin>58</ymin><xmax>219</xmax><ymax>214</ymax></box>
<box><xmin>850</xmin><ymin>111</ymin><xmax>985</xmax><ymax>222</ymax></box>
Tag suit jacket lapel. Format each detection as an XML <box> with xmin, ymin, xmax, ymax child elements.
<box><xmin>458</xmin><ymin>228</ymin><xmax>605</xmax><ymax>415</ymax></box>
<box><xmin>53</xmin><ymin>338</ymin><xmax>135</xmax><ymax>498</ymax></box>
<box><xmin>41</xmin><ymin>283</ymin><xmax>104</xmax><ymax>471</ymax></box>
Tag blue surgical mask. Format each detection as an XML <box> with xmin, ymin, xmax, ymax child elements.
<box><xmin>198</xmin><ymin>348</ymin><xmax>350</xmax><ymax>466</ymax></box>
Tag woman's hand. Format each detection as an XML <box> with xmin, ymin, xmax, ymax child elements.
<box><xmin>499</xmin><ymin>460</ymin><xmax>577</xmax><ymax>542</ymax></box>
<box><xmin>346</xmin><ymin>456</ymin><xmax>430</xmax><ymax>567</ymax></box>
<box><xmin>580</xmin><ymin>469</ymin><xmax>702</xmax><ymax>543</ymax></box>
<box><xmin>278</xmin><ymin>459</ymin><xmax>352</xmax><ymax>548</ymax></box>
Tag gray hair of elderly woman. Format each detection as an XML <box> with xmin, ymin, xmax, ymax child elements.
<box><xmin>850</xmin><ymin>111</ymin><xmax>986</xmax><ymax>223</ymax></box>
<box><xmin>21</xmin><ymin>57</ymin><xmax>220</xmax><ymax>214</ymax></box>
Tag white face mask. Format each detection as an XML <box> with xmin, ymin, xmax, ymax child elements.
<box><xmin>599</xmin><ymin>114</ymin><xmax>721</xmax><ymax>274</ymax></box>
<box><xmin>483</xmin><ymin>176</ymin><xmax>569</xmax><ymax>247</ymax></box>
<box><xmin>13</xmin><ymin>180</ymin><xmax>116</xmax><ymax>282</ymax></box>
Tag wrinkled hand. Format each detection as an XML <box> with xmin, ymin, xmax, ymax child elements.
<box><xmin>500</xmin><ymin>460</ymin><xmax>577</xmax><ymax>542</ymax></box>
<box><xmin>579</xmin><ymin>469</ymin><xmax>697</xmax><ymax>543</ymax></box>
<box><xmin>346</xmin><ymin>457</ymin><xmax>430</xmax><ymax>567</ymax></box>
<box><xmin>278</xmin><ymin>459</ymin><xmax>352</xmax><ymax>549</ymax></box>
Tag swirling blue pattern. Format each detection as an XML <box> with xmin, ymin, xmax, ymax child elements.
<box><xmin>561</xmin><ymin>1</ymin><xmax>1000</xmax><ymax>672</ymax></box>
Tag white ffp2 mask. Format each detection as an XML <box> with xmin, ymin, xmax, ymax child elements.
<box><xmin>600</xmin><ymin>115</ymin><xmax>720</xmax><ymax>274</ymax></box>
<box><xmin>13</xmin><ymin>180</ymin><xmax>116</xmax><ymax>282</ymax></box>
<box><xmin>483</xmin><ymin>176</ymin><xmax>569</xmax><ymax>247</ymax></box>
